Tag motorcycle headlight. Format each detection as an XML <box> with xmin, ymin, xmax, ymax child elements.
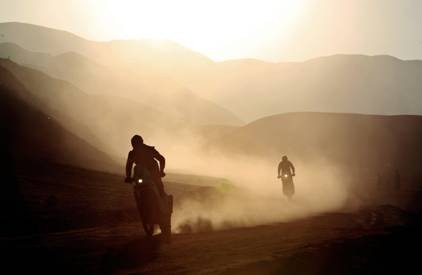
<box><xmin>138</xmin><ymin>179</ymin><xmax>143</xmax><ymax>183</ymax></box>
<box><xmin>284</xmin><ymin>174</ymin><xmax>288</xmax><ymax>178</ymax></box>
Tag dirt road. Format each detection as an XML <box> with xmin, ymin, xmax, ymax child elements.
<box><xmin>2</xmin><ymin>205</ymin><xmax>418</xmax><ymax>274</ymax></box>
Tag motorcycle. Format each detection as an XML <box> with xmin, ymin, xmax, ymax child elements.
<box><xmin>130</xmin><ymin>167</ymin><xmax>173</xmax><ymax>239</ymax></box>
<box><xmin>278</xmin><ymin>173</ymin><xmax>295</xmax><ymax>200</ymax></box>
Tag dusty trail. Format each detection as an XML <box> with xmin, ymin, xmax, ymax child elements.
<box><xmin>2</xmin><ymin>206</ymin><xmax>416</xmax><ymax>274</ymax></box>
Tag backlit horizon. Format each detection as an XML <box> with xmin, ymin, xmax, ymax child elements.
<box><xmin>1</xmin><ymin>0</ymin><xmax>422</xmax><ymax>62</ymax></box>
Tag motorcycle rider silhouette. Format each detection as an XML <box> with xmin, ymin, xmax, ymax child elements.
<box><xmin>125</xmin><ymin>135</ymin><xmax>172</xmax><ymax>240</ymax></box>
<box><xmin>125</xmin><ymin>135</ymin><xmax>166</xmax><ymax>196</ymax></box>
<box><xmin>277</xmin><ymin>155</ymin><xmax>296</xmax><ymax>200</ymax></box>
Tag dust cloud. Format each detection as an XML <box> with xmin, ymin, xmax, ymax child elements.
<box><xmin>155</xmin><ymin>134</ymin><xmax>350</xmax><ymax>233</ymax></box>
<box><xmin>1</xmin><ymin>50</ymin><xmax>356</xmax><ymax>232</ymax></box>
<box><xmin>11</xmin><ymin>66</ymin><xmax>353</xmax><ymax>232</ymax></box>
<box><xmin>61</xmin><ymin>106</ymin><xmax>351</xmax><ymax>233</ymax></box>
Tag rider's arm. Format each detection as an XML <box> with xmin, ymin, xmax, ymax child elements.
<box><xmin>125</xmin><ymin>151</ymin><xmax>134</xmax><ymax>180</ymax></box>
<box><xmin>153</xmin><ymin>149</ymin><xmax>166</xmax><ymax>175</ymax></box>
<box><xmin>290</xmin><ymin>161</ymin><xmax>296</xmax><ymax>175</ymax></box>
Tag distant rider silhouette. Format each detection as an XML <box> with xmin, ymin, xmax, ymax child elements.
<box><xmin>277</xmin><ymin>155</ymin><xmax>296</xmax><ymax>200</ymax></box>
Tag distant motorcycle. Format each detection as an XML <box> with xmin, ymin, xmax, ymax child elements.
<box><xmin>278</xmin><ymin>173</ymin><xmax>295</xmax><ymax>200</ymax></box>
<box><xmin>130</xmin><ymin>168</ymin><xmax>173</xmax><ymax>239</ymax></box>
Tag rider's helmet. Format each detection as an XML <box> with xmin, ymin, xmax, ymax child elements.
<box><xmin>131</xmin><ymin>135</ymin><xmax>144</xmax><ymax>148</ymax></box>
<box><xmin>282</xmin><ymin>155</ymin><xmax>288</xmax><ymax>161</ymax></box>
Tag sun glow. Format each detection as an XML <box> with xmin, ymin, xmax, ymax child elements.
<box><xmin>90</xmin><ymin>0</ymin><xmax>308</xmax><ymax>60</ymax></box>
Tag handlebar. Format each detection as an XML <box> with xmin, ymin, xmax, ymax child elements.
<box><xmin>278</xmin><ymin>174</ymin><xmax>296</xmax><ymax>179</ymax></box>
<box><xmin>124</xmin><ymin>172</ymin><xmax>165</xmax><ymax>184</ymax></box>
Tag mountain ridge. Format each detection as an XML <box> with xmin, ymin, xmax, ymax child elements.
<box><xmin>0</xmin><ymin>41</ymin><xmax>243</xmax><ymax>125</ymax></box>
<box><xmin>3</xmin><ymin>22</ymin><xmax>422</xmax><ymax>122</ymax></box>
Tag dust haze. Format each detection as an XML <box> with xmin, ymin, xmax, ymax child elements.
<box><xmin>2</xmin><ymin>23</ymin><xmax>419</xmax><ymax>234</ymax></box>
<box><xmin>137</xmin><ymin>131</ymin><xmax>350</xmax><ymax>232</ymax></box>
<box><xmin>0</xmin><ymin>55</ymin><xmax>359</xmax><ymax>233</ymax></box>
<box><xmin>21</xmin><ymin>77</ymin><xmax>351</xmax><ymax>232</ymax></box>
<box><xmin>2</xmin><ymin>4</ymin><xmax>422</xmax><ymax>273</ymax></box>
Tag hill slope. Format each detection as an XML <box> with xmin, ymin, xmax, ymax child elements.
<box><xmin>3</xmin><ymin>23</ymin><xmax>422</xmax><ymax>122</ymax></box>
<box><xmin>0</xmin><ymin>65</ymin><xmax>116</xmax><ymax>170</ymax></box>
<box><xmin>0</xmin><ymin>58</ymin><xmax>183</xmax><ymax>157</ymax></box>
<box><xmin>210</xmin><ymin>112</ymin><xmax>422</xmax><ymax>187</ymax></box>
<box><xmin>0</xmin><ymin>23</ymin><xmax>242</xmax><ymax>125</ymax></box>
<box><xmin>185</xmin><ymin>55</ymin><xmax>422</xmax><ymax>120</ymax></box>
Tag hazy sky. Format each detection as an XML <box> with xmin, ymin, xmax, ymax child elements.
<box><xmin>1</xmin><ymin>0</ymin><xmax>421</xmax><ymax>61</ymax></box>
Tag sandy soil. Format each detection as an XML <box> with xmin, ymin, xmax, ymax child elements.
<box><xmin>2</xmin><ymin>205</ymin><xmax>419</xmax><ymax>275</ymax></box>
<box><xmin>2</xmin><ymin>163</ymin><xmax>421</xmax><ymax>274</ymax></box>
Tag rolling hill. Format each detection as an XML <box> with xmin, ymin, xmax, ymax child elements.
<box><xmin>0</xmin><ymin>58</ymin><xmax>186</xmax><ymax>158</ymax></box>
<box><xmin>209</xmin><ymin>112</ymin><xmax>422</xmax><ymax>189</ymax></box>
<box><xmin>183</xmin><ymin>55</ymin><xmax>422</xmax><ymax>120</ymax></box>
<box><xmin>0</xmin><ymin>23</ymin><xmax>242</xmax><ymax>126</ymax></box>
<box><xmin>0</xmin><ymin>65</ymin><xmax>116</xmax><ymax>170</ymax></box>
<box><xmin>0</xmin><ymin>22</ymin><xmax>212</xmax><ymax>71</ymax></box>
<box><xmin>2</xmin><ymin>23</ymin><xmax>422</xmax><ymax>122</ymax></box>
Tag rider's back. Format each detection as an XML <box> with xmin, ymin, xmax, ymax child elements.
<box><xmin>129</xmin><ymin>145</ymin><xmax>160</xmax><ymax>177</ymax></box>
<box><xmin>279</xmin><ymin>160</ymin><xmax>293</xmax><ymax>175</ymax></box>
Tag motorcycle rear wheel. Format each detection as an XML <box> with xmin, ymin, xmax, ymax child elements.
<box><xmin>142</xmin><ymin>221</ymin><xmax>155</xmax><ymax>237</ymax></box>
<box><xmin>159</xmin><ymin>217</ymin><xmax>172</xmax><ymax>242</ymax></box>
